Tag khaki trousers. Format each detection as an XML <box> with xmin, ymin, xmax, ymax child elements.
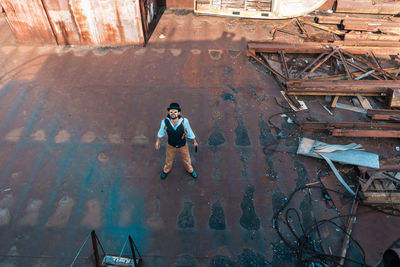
<box><xmin>163</xmin><ymin>144</ymin><xmax>193</xmax><ymax>173</ymax></box>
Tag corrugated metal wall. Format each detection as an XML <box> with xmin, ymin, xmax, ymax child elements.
<box><xmin>0</xmin><ymin>0</ymin><xmax>158</xmax><ymax>46</ymax></box>
<box><xmin>0</xmin><ymin>0</ymin><xmax>56</xmax><ymax>44</ymax></box>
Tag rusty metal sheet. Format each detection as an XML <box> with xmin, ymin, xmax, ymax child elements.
<box><xmin>0</xmin><ymin>0</ymin><xmax>56</xmax><ymax>44</ymax></box>
<box><xmin>41</xmin><ymin>0</ymin><xmax>81</xmax><ymax>45</ymax></box>
<box><xmin>2</xmin><ymin>0</ymin><xmax>147</xmax><ymax>46</ymax></box>
<box><xmin>69</xmin><ymin>0</ymin><xmax>145</xmax><ymax>46</ymax></box>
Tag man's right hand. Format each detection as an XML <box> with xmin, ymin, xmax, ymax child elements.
<box><xmin>155</xmin><ymin>141</ymin><xmax>160</xmax><ymax>150</ymax></box>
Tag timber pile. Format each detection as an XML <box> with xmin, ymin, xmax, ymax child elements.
<box><xmin>247</xmin><ymin>41</ymin><xmax>400</xmax><ymax>107</ymax></box>
<box><xmin>314</xmin><ymin>15</ymin><xmax>400</xmax><ymax>41</ymax></box>
<box><xmin>358</xmin><ymin>159</ymin><xmax>400</xmax><ymax>205</ymax></box>
<box><xmin>336</xmin><ymin>0</ymin><xmax>400</xmax><ymax>15</ymax></box>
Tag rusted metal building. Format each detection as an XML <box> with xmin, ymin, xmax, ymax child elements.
<box><xmin>0</xmin><ymin>0</ymin><xmax>161</xmax><ymax>46</ymax></box>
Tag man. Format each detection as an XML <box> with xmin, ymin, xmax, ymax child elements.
<box><xmin>155</xmin><ymin>103</ymin><xmax>198</xmax><ymax>180</ymax></box>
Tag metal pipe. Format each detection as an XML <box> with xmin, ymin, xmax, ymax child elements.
<box><xmin>91</xmin><ymin>231</ymin><xmax>101</xmax><ymax>267</ymax></box>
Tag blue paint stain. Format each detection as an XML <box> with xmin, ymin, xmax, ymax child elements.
<box><xmin>46</xmin><ymin>139</ymin><xmax>79</xmax><ymax>209</ymax></box>
<box><xmin>11</xmin><ymin>117</ymin><xmax>60</xmax><ymax>221</ymax></box>
<box><xmin>0</xmin><ymin>89</ymin><xmax>27</xmax><ymax>136</ymax></box>
<box><xmin>103</xmin><ymin>163</ymin><xmax>149</xmax><ymax>252</ymax></box>
<box><xmin>104</xmin><ymin>164</ymin><xmax>124</xmax><ymax>226</ymax></box>
<box><xmin>0</xmin><ymin>82</ymin><xmax>12</xmax><ymax>99</ymax></box>
<box><xmin>0</xmin><ymin>97</ymin><xmax>45</xmax><ymax>189</ymax></box>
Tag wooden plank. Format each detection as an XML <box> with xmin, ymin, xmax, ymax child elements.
<box><xmin>345</xmin><ymin>32</ymin><xmax>400</xmax><ymax>42</ymax></box>
<box><xmin>367</xmin><ymin>109</ymin><xmax>400</xmax><ymax>116</ymax></box>
<box><xmin>314</xmin><ymin>15</ymin><xmax>344</xmax><ymax>25</ymax></box>
<box><xmin>247</xmin><ymin>50</ymin><xmax>287</xmax><ymax>81</ymax></box>
<box><xmin>287</xmin><ymin>79</ymin><xmax>400</xmax><ymax>90</ymax></box>
<box><xmin>287</xmin><ymin>91</ymin><xmax>383</xmax><ymax>96</ymax></box>
<box><xmin>304</xmin><ymin>121</ymin><xmax>400</xmax><ymax>129</ymax></box>
<box><xmin>331</xmin><ymin>96</ymin><xmax>339</xmax><ymax>108</ymax></box>
<box><xmin>370</xmin><ymin>114</ymin><xmax>400</xmax><ymax>122</ymax></box>
<box><xmin>386</xmin><ymin>89</ymin><xmax>400</xmax><ymax>108</ymax></box>
<box><xmin>359</xmin><ymin>164</ymin><xmax>400</xmax><ymax>174</ymax></box>
<box><xmin>303</xmin><ymin>48</ymin><xmax>338</xmax><ymax>79</ymax></box>
<box><xmin>332</xmin><ymin>129</ymin><xmax>400</xmax><ymax>138</ymax></box>
<box><xmin>335</xmin><ymin>103</ymin><xmax>366</xmax><ymax>114</ymax></box>
<box><xmin>356</xmin><ymin>94</ymin><xmax>372</xmax><ymax>109</ymax></box>
<box><xmin>336</xmin><ymin>0</ymin><xmax>400</xmax><ymax>15</ymax></box>
<box><xmin>299</xmin><ymin>19</ymin><xmax>346</xmax><ymax>35</ymax></box>
<box><xmin>247</xmin><ymin>41</ymin><xmax>400</xmax><ymax>55</ymax></box>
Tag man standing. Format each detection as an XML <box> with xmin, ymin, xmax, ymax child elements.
<box><xmin>155</xmin><ymin>103</ymin><xmax>198</xmax><ymax>180</ymax></box>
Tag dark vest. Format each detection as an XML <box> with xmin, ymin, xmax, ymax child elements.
<box><xmin>165</xmin><ymin>118</ymin><xmax>186</xmax><ymax>147</ymax></box>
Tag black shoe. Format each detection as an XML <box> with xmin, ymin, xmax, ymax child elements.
<box><xmin>160</xmin><ymin>171</ymin><xmax>168</xmax><ymax>180</ymax></box>
<box><xmin>190</xmin><ymin>171</ymin><xmax>198</xmax><ymax>179</ymax></box>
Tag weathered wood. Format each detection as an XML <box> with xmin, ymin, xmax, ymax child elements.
<box><xmin>336</xmin><ymin>0</ymin><xmax>400</xmax><ymax>15</ymax></box>
<box><xmin>338</xmin><ymin>49</ymin><xmax>353</xmax><ymax>79</ymax></box>
<box><xmin>369</xmin><ymin>114</ymin><xmax>400</xmax><ymax>122</ymax></box>
<box><xmin>332</xmin><ymin>129</ymin><xmax>400</xmax><ymax>138</ymax></box>
<box><xmin>294</xmin><ymin>52</ymin><xmax>327</xmax><ymax>79</ymax></box>
<box><xmin>248</xmin><ymin>41</ymin><xmax>400</xmax><ymax>55</ymax></box>
<box><xmin>356</xmin><ymin>94</ymin><xmax>372</xmax><ymax>109</ymax></box>
<box><xmin>345</xmin><ymin>32</ymin><xmax>400</xmax><ymax>42</ymax></box>
<box><xmin>299</xmin><ymin>19</ymin><xmax>346</xmax><ymax>35</ymax></box>
<box><xmin>331</xmin><ymin>95</ymin><xmax>339</xmax><ymax>107</ymax></box>
<box><xmin>342</xmin><ymin>20</ymin><xmax>400</xmax><ymax>34</ymax></box>
<box><xmin>314</xmin><ymin>15</ymin><xmax>344</xmax><ymax>25</ymax></box>
<box><xmin>287</xmin><ymin>79</ymin><xmax>400</xmax><ymax>90</ymax></box>
<box><xmin>303</xmin><ymin>48</ymin><xmax>338</xmax><ymax>79</ymax></box>
<box><xmin>278</xmin><ymin>50</ymin><xmax>289</xmax><ymax>79</ymax></box>
<box><xmin>367</xmin><ymin>109</ymin><xmax>400</xmax><ymax>116</ymax></box>
<box><xmin>302</xmin><ymin>121</ymin><xmax>400</xmax><ymax>130</ymax></box>
<box><xmin>331</xmin><ymin>54</ymin><xmax>383</xmax><ymax>80</ymax></box>
<box><xmin>386</xmin><ymin>89</ymin><xmax>400</xmax><ymax>108</ymax></box>
<box><xmin>341</xmin><ymin>50</ymin><xmax>398</xmax><ymax>80</ymax></box>
<box><xmin>288</xmin><ymin>91</ymin><xmax>383</xmax><ymax>96</ymax></box>
<box><xmin>247</xmin><ymin>50</ymin><xmax>287</xmax><ymax>81</ymax></box>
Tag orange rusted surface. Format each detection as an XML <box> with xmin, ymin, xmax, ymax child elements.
<box><xmin>41</xmin><ymin>0</ymin><xmax>80</xmax><ymax>45</ymax></box>
<box><xmin>69</xmin><ymin>0</ymin><xmax>146</xmax><ymax>46</ymax></box>
<box><xmin>0</xmin><ymin>0</ymin><xmax>56</xmax><ymax>44</ymax></box>
<box><xmin>1</xmin><ymin>0</ymin><xmax>151</xmax><ymax>46</ymax></box>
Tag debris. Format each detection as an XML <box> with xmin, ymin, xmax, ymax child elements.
<box><xmin>335</xmin><ymin>103</ymin><xmax>367</xmax><ymax>114</ymax></box>
<box><xmin>319</xmin><ymin>153</ymin><xmax>355</xmax><ymax>195</ymax></box>
<box><xmin>97</xmin><ymin>153</ymin><xmax>109</xmax><ymax>163</ymax></box>
<box><xmin>302</xmin><ymin>122</ymin><xmax>400</xmax><ymax>138</ymax></box>
<box><xmin>386</xmin><ymin>89</ymin><xmax>400</xmax><ymax>108</ymax></box>
<box><xmin>320</xmin><ymin>102</ymin><xmax>334</xmax><ymax>116</ymax></box>
<box><xmin>367</xmin><ymin>109</ymin><xmax>400</xmax><ymax>122</ymax></box>
<box><xmin>305</xmin><ymin>181</ymin><xmax>320</xmax><ymax>186</ymax></box>
<box><xmin>297</xmin><ymin>137</ymin><xmax>379</xmax><ymax>169</ymax></box>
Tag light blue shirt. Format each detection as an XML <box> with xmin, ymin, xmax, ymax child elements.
<box><xmin>157</xmin><ymin>117</ymin><xmax>195</xmax><ymax>139</ymax></box>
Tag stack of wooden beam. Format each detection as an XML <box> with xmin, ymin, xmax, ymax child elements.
<box><xmin>247</xmin><ymin>41</ymin><xmax>400</xmax><ymax>106</ymax></box>
<box><xmin>314</xmin><ymin>15</ymin><xmax>400</xmax><ymax>42</ymax></box>
<box><xmin>336</xmin><ymin>0</ymin><xmax>400</xmax><ymax>15</ymax></box>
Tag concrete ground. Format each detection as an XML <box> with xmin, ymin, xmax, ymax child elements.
<box><xmin>0</xmin><ymin>9</ymin><xmax>399</xmax><ymax>267</ymax></box>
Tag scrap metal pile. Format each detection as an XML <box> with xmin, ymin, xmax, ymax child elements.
<box><xmin>248</xmin><ymin>13</ymin><xmax>400</xmax><ymax>197</ymax></box>
<box><xmin>248</xmin><ymin>8</ymin><xmax>400</xmax><ymax>265</ymax></box>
